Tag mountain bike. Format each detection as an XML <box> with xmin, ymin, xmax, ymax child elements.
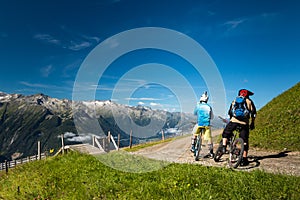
<box><xmin>213</xmin><ymin>126</ymin><xmax>244</xmax><ymax>168</ymax></box>
<box><xmin>194</xmin><ymin>126</ymin><xmax>206</xmax><ymax>161</ymax></box>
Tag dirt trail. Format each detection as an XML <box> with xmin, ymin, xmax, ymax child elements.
<box><xmin>134</xmin><ymin>130</ymin><xmax>300</xmax><ymax>176</ymax></box>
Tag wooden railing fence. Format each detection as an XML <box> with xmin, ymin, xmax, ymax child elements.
<box><xmin>0</xmin><ymin>129</ymin><xmax>165</xmax><ymax>173</ymax></box>
<box><xmin>0</xmin><ymin>153</ymin><xmax>46</xmax><ymax>172</ymax></box>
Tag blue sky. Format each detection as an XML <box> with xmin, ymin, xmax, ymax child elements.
<box><xmin>0</xmin><ymin>0</ymin><xmax>299</xmax><ymax>116</ymax></box>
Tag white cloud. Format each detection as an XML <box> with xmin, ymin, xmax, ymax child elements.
<box><xmin>82</xmin><ymin>35</ymin><xmax>101</xmax><ymax>43</ymax></box>
<box><xmin>40</xmin><ymin>65</ymin><xmax>53</xmax><ymax>77</ymax></box>
<box><xmin>67</xmin><ymin>41</ymin><xmax>92</xmax><ymax>51</ymax></box>
<box><xmin>58</xmin><ymin>132</ymin><xmax>91</xmax><ymax>142</ymax></box>
<box><xmin>67</xmin><ymin>135</ymin><xmax>92</xmax><ymax>142</ymax></box>
<box><xmin>150</xmin><ymin>102</ymin><xmax>163</xmax><ymax>107</ymax></box>
<box><xmin>223</xmin><ymin>19</ymin><xmax>246</xmax><ymax>30</ymax></box>
<box><xmin>170</xmin><ymin>108</ymin><xmax>177</xmax><ymax>112</ymax></box>
<box><xmin>73</xmin><ymin>82</ymin><xmax>98</xmax><ymax>92</ymax></box>
<box><xmin>19</xmin><ymin>81</ymin><xmax>72</xmax><ymax>93</ymax></box>
<box><xmin>221</xmin><ymin>12</ymin><xmax>280</xmax><ymax>37</ymax></box>
<box><xmin>20</xmin><ymin>81</ymin><xmax>52</xmax><ymax>89</ymax></box>
<box><xmin>125</xmin><ymin>97</ymin><xmax>161</xmax><ymax>101</ymax></box>
<box><xmin>260</xmin><ymin>12</ymin><xmax>279</xmax><ymax>19</ymax></box>
<box><xmin>94</xmin><ymin>77</ymin><xmax>148</xmax><ymax>93</ymax></box>
<box><xmin>138</xmin><ymin>101</ymin><xmax>144</xmax><ymax>105</ymax></box>
<box><xmin>95</xmin><ymin>85</ymin><xmax>114</xmax><ymax>91</ymax></box>
<box><xmin>33</xmin><ymin>34</ymin><xmax>61</xmax><ymax>45</ymax></box>
<box><xmin>33</xmin><ymin>32</ymin><xmax>97</xmax><ymax>51</ymax></box>
<box><xmin>63</xmin><ymin>132</ymin><xmax>76</xmax><ymax>138</ymax></box>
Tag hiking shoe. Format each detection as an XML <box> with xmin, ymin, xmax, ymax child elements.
<box><xmin>203</xmin><ymin>152</ymin><xmax>214</xmax><ymax>159</ymax></box>
<box><xmin>203</xmin><ymin>153</ymin><xmax>210</xmax><ymax>158</ymax></box>
<box><xmin>190</xmin><ymin>146</ymin><xmax>195</xmax><ymax>153</ymax></box>
<box><xmin>240</xmin><ymin>158</ymin><xmax>249</xmax><ymax>166</ymax></box>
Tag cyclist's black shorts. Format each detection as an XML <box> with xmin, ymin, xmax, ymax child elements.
<box><xmin>222</xmin><ymin>122</ymin><xmax>249</xmax><ymax>150</ymax></box>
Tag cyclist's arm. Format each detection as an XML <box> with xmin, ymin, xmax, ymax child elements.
<box><xmin>228</xmin><ymin>102</ymin><xmax>234</xmax><ymax>119</ymax></box>
<box><xmin>210</xmin><ymin>108</ymin><xmax>214</xmax><ymax>120</ymax></box>
<box><xmin>248</xmin><ymin>99</ymin><xmax>256</xmax><ymax>129</ymax></box>
<box><xmin>194</xmin><ymin>103</ymin><xmax>200</xmax><ymax>116</ymax></box>
<box><xmin>250</xmin><ymin>100</ymin><xmax>257</xmax><ymax>118</ymax></box>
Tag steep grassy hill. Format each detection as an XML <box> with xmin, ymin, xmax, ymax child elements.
<box><xmin>251</xmin><ymin>82</ymin><xmax>300</xmax><ymax>151</ymax></box>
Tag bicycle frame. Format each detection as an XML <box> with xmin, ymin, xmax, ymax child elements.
<box><xmin>214</xmin><ymin>126</ymin><xmax>244</xmax><ymax>168</ymax></box>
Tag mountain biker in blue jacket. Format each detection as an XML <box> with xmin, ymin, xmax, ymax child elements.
<box><xmin>190</xmin><ymin>91</ymin><xmax>214</xmax><ymax>158</ymax></box>
<box><xmin>221</xmin><ymin>89</ymin><xmax>256</xmax><ymax>166</ymax></box>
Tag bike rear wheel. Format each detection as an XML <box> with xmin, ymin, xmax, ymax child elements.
<box><xmin>228</xmin><ymin>138</ymin><xmax>244</xmax><ymax>168</ymax></box>
<box><xmin>214</xmin><ymin>140</ymin><xmax>223</xmax><ymax>162</ymax></box>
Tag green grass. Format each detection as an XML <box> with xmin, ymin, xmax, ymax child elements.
<box><xmin>1</xmin><ymin>152</ymin><xmax>299</xmax><ymax>200</ymax></box>
<box><xmin>251</xmin><ymin>82</ymin><xmax>300</xmax><ymax>151</ymax></box>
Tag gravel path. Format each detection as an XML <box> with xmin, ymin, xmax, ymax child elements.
<box><xmin>134</xmin><ymin>130</ymin><xmax>300</xmax><ymax>176</ymax></box>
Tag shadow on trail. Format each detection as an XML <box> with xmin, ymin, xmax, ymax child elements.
<box><xmin>240</xmin><ymin>151</ymin><xmax>291</xmax><ymax>170</ymax></box>
<box><xmin>251</xmin><ymin>151</ymin><xmax>290</xmax><ymax>160</ymax></box>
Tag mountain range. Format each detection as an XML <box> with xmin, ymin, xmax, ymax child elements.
<box><xmin>1</xmin><ymin>92</ymin><xmax>222</xmax><ymax>161</ymax></box>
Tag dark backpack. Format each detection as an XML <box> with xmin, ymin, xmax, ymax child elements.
<box><xmin>232</xmin><ymin>96</ymin><xmax>249</xmax><ymax>120</ymax></box>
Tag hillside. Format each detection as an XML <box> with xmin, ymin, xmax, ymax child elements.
<box><xmin>251</xmin><ymin>82</ymin><xmax>300</xmax><ymax>151</ymax></box>
<box><xmin>0</xmin><ymin>152</ymin><xmax>299</xmax><ymax>199</ymax></box>
<box><xmin>0</xmin><ymin>94</ymin><xmax>77</xmax><ymax>161</ymax></box>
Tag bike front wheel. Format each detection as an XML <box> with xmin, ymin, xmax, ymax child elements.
<box><xmin>228</xmin><ymin>138</ymin><xmax>244</xmax><ymax>168</ymax></box>
<box><xmin>194</xmin><ymin>136</ymin><xmax>202</xmax><ymax>161</ymax></box>
<box><xmin>213</xmin><ymin>140</ymin><xmax>223</xmax><ymax>162</ymax></box>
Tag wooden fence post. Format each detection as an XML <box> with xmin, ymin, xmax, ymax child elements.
<box><xmin>5</xmin><ymin>160</ymin><xmax>8</xmax><ymax>173</ymax></box>
<box><xmin>92</xmin><ymin>135</ymin><xmax>95</xmax><ymax>147</ymax></box>
<box><xmin>129</xmin><ymin>130</ymin><xmax>133</xmax><ymax>148</ymax></box>
<box><xmin>61</xmin><ymin>134</ymin><xmax>65</xmax><ymax>155</ymax></box>
<box><xmin>38</xmin><ymin>141</ymin><xmax>41</xmax><ymax>160</ymax></box>
<box><xmin>161</xmin><ymin>130</ymin><xmax>165</xmax><ymax>141</ymax></box>
<box><xmin>107</xmin><ymin>131</ymin><xmax>111</xmax><ymax>152</ymax></box>
<box><xmin>108</xmin><ymin>131</ymin><xmax>111</xmax><ymax>143</ymax></box>
<box><xmin>102</xmin><ymin>138</ymin><xmax>106</xmax><ymax>151</ymax></box>
<box><xmin>117</xmin><ymin>133</ymin><xmax>120</xmax><ymax>150</ymax></box>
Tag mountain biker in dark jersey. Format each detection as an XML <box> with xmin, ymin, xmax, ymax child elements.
<box><xmin>221</xmin><ymin>89</ymin><xmax>256</xmax><ymax>166</ymax></box>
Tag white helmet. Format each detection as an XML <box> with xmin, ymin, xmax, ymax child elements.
<box><xmin>199</xmin><ymin>91</ymin><xmax>209</xmax><ymax>102</ymax></box>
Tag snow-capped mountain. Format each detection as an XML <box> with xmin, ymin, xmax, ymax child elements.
<box><xmin>0</xmin><ymin>92</ymin><xmax>195</xmax><ymax>161</ymax></box>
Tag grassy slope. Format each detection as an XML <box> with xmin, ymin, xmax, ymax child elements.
<box><xmin>251</xmin><ymin>82</ymin><xmax>300</xmax><ymax>151</ymax></box>
<box><xmin>0</xmin><ymin>152</ymin><xmax>299</xmax><ymax>200</ymax></box>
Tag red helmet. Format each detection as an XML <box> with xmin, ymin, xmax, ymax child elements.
<box><xmin>238</xmin><ymin>89</ymin><xmax>254</xmax><ymax>97</ymax></box>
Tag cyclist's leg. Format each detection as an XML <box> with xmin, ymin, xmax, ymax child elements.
<box><xmin>222</xmin><ymin>122</ymin><xmax>235</xmax><ymax>152</ymax></box>
<box><xmin>203</xmin><ymin>126</ymin><xmax>213</xmax><ymax>157</ymax></box>
<box><xmin>239</xmin><ymin>124</ymin><xmax>250</xmax><ymax>165</ymax></box>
